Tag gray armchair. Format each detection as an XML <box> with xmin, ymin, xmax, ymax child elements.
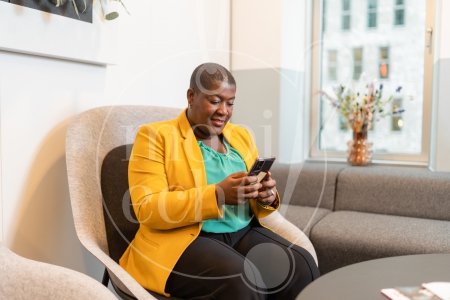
<box><xmin>65</xmin><ymin>105</ymin><xmax>317</xmax><ymax>300</ymax></box>
<box><xmin>0</xmin><ymin>241</ymin><xmax>117</xmax><ymax>299</ymax></box>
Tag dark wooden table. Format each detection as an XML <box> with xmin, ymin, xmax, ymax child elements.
<box><xmin>296</xmin><ymin>254</ymin><xmax>450</xmax><ymax>300</ymax></box>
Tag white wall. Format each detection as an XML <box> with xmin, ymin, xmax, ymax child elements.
<box><xmin>437</xmin><ymin>0</ymin><xmax>450</xmax><ymax>59</ymax></box>
<box><xmin>231</xmin><ymin>0</ymin><xmax>282</xmax><ymax>71</ymax></box>
<box><xmin>430</xmin><ymin>0</ymin><xmax>450</xmax><ymax>171</ymax></box>
<box><xmin>230</xmin><ymin>0</ymin><xmax>308</xmax><ymax>163</ymax></box>
<box><xmin>0</xmin><ymin>0</ymin><xmax>229</xmax><ymax>284</ymax></box>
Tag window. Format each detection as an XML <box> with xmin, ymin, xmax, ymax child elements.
<box><xmin>328</xmin><ymin>50</ymin><xmax>337</xmax><ymax>80</ymax></box>
<box><xmin>394</xmin><ymin>0</ymin><xmax>406</xmax><ymax>26</ymax></box>
<box><xmin>311</xmin><ymin>0</ymin><xmax>434</xmax><ymax>163</ymax></box>
<box><xmin>368</xmin><ymin>0</ymin><xmax>378</xmax><ymax>28</ymax></box>
<box><xmin>323</xmin><ymin>0</ymin><xmax>327</xmax><ymax>31</ymax></box>
<box><xmin>379</xmin><ymin>47</ymin><xmax>390</xmax><ymax>79</ymax></box>
<box><xmin>353</xmin><ymin>48</ymin><xmax>363</xmax><ymax>80</ymax></box>
<box><xmin>342</xmin><ymin>0</ymin><xmax>351</xmax><ymax>30</ymax></box>
<box><xmin>392</xmin><ymin>98</ymin><xmax>403</xmax><ymax>131</ymax></box>
<box><xmin>339</xmin><ymin>115</ymin><xmax>349</xmax><ymax>131</ymax></box>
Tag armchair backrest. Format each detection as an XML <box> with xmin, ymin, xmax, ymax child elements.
<box><xmin>101</xmin><ymin>144</ymin><xmax>138</xmax><ymax>264</ymax></box>
<box><xmin>66</xmin><ymin>105</ymin><xmax>182</xmax><ymax>255</ymax></box>
<box><xmin>66</xmin><ymin>105</ymin><xmax>182</xmax><ymax>299</ymax></box>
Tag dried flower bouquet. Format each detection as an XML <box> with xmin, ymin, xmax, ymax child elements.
<box><xmin>320</xmin><ymin>74</ymin><xmax>406</xmax><ymax>133</ymax></box>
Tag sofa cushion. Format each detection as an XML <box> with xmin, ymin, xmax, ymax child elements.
<box><xmin>335</xmin><ymin>166</ymin><xmax>450</xmax><ymax>221</ymax></box>
<box><xmin>279</xmin><ymin>204</ymin><xmax>331</xmax><ymax>237</ymax></box>
<box><xmin>310</xmin><ymin>211</ymin><xmax>450</xmax><ymax>274</ymax></box>
<box><xmin>271</xmin><ymin>162</ymin><xmax>345</xmax><ymax>210</ymax></box>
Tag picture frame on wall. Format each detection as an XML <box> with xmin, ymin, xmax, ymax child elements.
<box><xmin>0</xmin><ymin>0</ymin><xmax>118</xmax><ymax>65</ymax></box>
<box><xmin>9</xmin><ymin>0</ymin><xmax>93</xmax><ymax>23</ymax></box>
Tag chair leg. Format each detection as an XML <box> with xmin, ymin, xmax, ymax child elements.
<box><xmin>102</xmin><ymin>267</ymin><xmax>110</xmax><ymax>287</ymax></box>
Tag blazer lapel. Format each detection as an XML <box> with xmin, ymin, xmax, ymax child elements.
<box><xmin>178</xmin><ymin>109</ymin><xmax>207</xmax><ymax>188</ymax></box>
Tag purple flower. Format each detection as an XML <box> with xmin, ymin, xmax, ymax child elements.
<box><xmin>398</xmin><ymin>109</ymin><xmax>405</xmax><ymax>113</ymax></box>
<box><xmin>396</xmin><ymin>86</ymin><xmax>402</xmax><ymax>93</ymax></box>
<box><xmin>380</xmin><ymin>84</ymin><xmax>383</xmax><ymax>90</ymax></box>
<box><xmin>333</xmin><ymin>102</ymin><xmax>340</xmax><ymax>108</ymax></box>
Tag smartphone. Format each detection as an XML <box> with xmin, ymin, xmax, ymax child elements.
<box><xmin>248</xmin><ymin>157</ymin><xmax>276</xmax><ymax>182</ymax></box>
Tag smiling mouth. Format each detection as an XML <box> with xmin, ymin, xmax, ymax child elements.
<box><xmin>211</xmin><ymin>119</ymin><xmax>225</xmax><ymax>127</ymax></box>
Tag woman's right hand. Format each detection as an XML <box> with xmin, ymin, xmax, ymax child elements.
<box><xmin>215</xmin><ymin>171</ymin><xmax>262</xmax><ymax>206</ymax></box>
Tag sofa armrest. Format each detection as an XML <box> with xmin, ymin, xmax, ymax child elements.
<box><xmin>260</xmin><ymin>210</ymin><xmax>318</xmax><ymax>266</ymax></box>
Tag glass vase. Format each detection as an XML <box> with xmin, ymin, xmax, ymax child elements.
<box><xmin>347</xmin><ymin>131</ymin><xmax>373</xmax><ymax>166</ymax></box>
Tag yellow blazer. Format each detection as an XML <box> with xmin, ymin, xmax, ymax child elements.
<box><xmin>120</xmin><ymin>109</ymin><xmax>280</xmax><ymax>296</ymax></box>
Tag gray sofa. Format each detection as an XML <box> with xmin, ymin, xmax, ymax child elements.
<box><xmin>270</xmin><ymin>162</ymin><xmax>450</xmax><ymax>274</ymax></box>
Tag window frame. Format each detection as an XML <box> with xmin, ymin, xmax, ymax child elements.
<box><xmin>353</xmin><ymin>47</ymin><xmax>363</xmax><ymax>80</ymax></box>
<box><xmin>379</xmin><ymin>46</ymin><xmax>390</xmax><ymax>79</ymax></box>
<box><xmin>308</xmin><ymin>0</ymin><xmax>436</xmax><ymax>165</ymax></box>
<box><xmin>367</xmin><ymin>0</ymin><xmax>378</xmax><ymax>28</ymax></box>
<box><xmin>327</xmin><ymin>49</ymin><xmax>338</xmax><ymax>81</ymax></box>
<box><xmin>391</xmin><ymin>97</ymin><xmax>404</xmax><ymax>132</ymax></box>
<box><xmin>341</xmin><ymin>0</ymin><xmax>351</xmax><ymax>31</ymax></box>
<box><xmin>394</xmin><ymin>0</ymin><xmax>406</xmax><ymax>26</ymax></box>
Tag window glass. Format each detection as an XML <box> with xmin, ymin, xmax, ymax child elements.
<box><xmin>368</xmin><ymin>0</ymin><xmax>378</xmax><ymax>28</ymax></box>
<box><xmin>395</xmin><ymin>0</ymin><xmax>406</xmax><ymax>25</ymax></box>
<box><xmin>343</xmin><ymin>0</ymin><xmax>351</xmax><ymax>10</ymax></box>
<box><xmin>353</xmin><ymin>48</ymin><xmax>363</xmax><ymax>80</ymax></box>
<box><xmin>379</xmin><ymin>47</ymin><xmax>389</xmax><ymax>79</ymax></box>
<box><xmin>391</xmin><ymin>98</ymin><xmax>403</xmax><ymax>131</ymax></box>
<box><xmin>342</xmin><ymin>0</ymin><xmax>351</xmax><ymax>30</ymax></box>
<box><xmin>339</xmin><ymin>115</ymin><xmax>349</xmax><ymax>131</ymax></box>
<box><xmin>328</xmin><ymin>50</ymin><xmax>338</xmax><ymax>80</ymax></box>
<box><xmin>318</xmin><ymin>0</ymin><xmax>427</xmax><ymax>154</ymax></box>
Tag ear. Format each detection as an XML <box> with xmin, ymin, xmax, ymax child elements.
<box><xmin>187</xmin><ymin>88</ymin><xmax>195</xmax><ymax>106</ymax></box>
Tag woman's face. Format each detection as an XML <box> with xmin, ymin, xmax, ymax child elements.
<box><xmin>187</xmin><ymin>81</ymin><xmax>236</xmax><ymax>138</ymax></box>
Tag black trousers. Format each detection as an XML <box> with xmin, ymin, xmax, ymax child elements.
<box><xmin>165</xmin><ymin>220</ymin><xmax>320</xmax><ymax>300</ymax></box>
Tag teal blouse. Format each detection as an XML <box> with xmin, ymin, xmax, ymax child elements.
<box><xmin>199</xmin><ymin>138</ymin><xmax>252</xmax><ymax>233</ymax></box>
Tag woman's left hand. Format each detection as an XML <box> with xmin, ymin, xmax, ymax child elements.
<box><xmin>256</xmin><ymin>171</ymin><xmax>277</xmax><ymax>207</ymax></box>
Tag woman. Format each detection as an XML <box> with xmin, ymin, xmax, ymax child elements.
<box><xmin>120</xmin><ymin>63</ymin><xmax>319</xmax><ymax>299</ymax></box>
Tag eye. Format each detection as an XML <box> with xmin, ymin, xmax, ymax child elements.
<box><xmin>227</xmin><ymin>102</ymin><xmax>234</xmax><ymax>106</ymax></box>
<box><xmin>210</xmin><ymin>100</ymin><xmax>220</xmax><ymax>105</ymax></box>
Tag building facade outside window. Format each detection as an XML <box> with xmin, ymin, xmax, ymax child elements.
<box><xmin>368</xmin><ymin>0</ymin><xmax>378</xmax><ymax>28</ymax></box>
<box><xmin>394</xmin><ymin>0</ymin><xmax>406</xmax><ymax>26</ymax></box>
<box><xmin>342</xmin><ymin>0</ymin><xmax>351</xmax><ymax>30</ymax></box>
<box><xmin>311</xmin><ymin>0</ymin><xmax>434</xmax><ymax>163</ymax></box>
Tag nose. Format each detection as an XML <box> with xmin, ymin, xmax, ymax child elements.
<box><xmin>216</xmin><ymin>102</ymin><xmax>228</xmax><ymax>115</ymax></box>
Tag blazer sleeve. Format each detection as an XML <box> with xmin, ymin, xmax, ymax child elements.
<box><xmin>128</xmin><ymin>124</ymin><xmax>223</xmax><ymax>230</ymax></box>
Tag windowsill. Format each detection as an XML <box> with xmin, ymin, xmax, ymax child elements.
<box><xmin>305</xmin><ymin>156</ymin><xmax>429</xmax><ymax>168</ymax></box>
